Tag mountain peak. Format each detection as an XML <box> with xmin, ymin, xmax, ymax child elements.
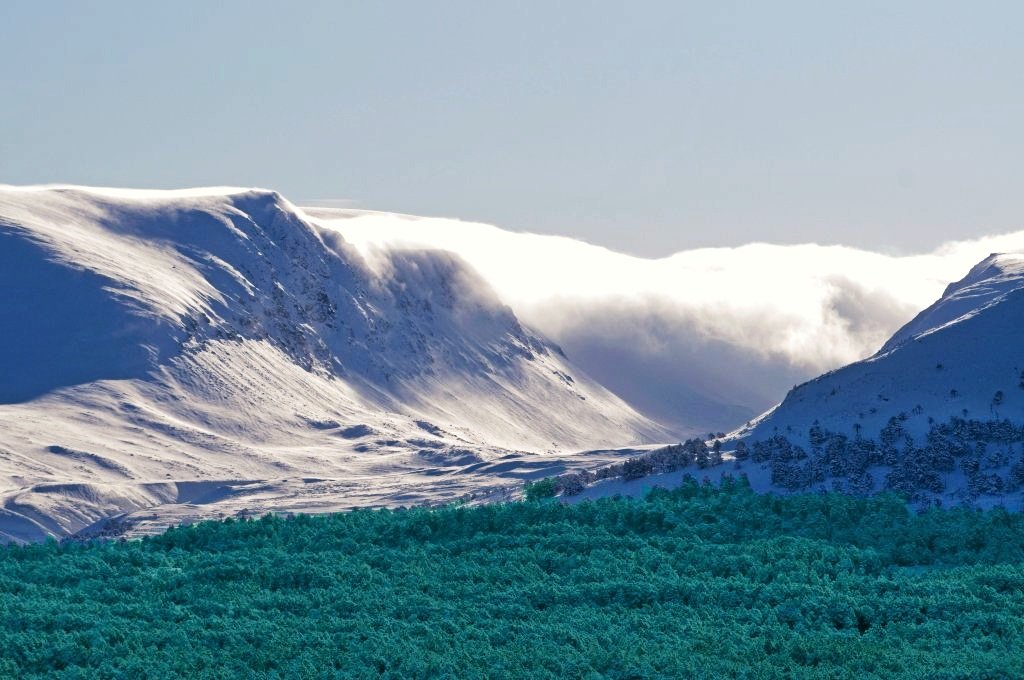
<box><xmin>737</xmin><ymin>250</ymin><xmax>1024</xmax><ymax>442</ymax></box>
<box><xmin>0</xmin><ymin>186</ymin><xmax>670</xmax><ymax>540</ymax></box>
<box><xmin>878</xmin><ymin>251</ymin><xmax>1024</xmax><ymax>354</ymax></box>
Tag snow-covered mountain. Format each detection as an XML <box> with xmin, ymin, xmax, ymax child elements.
<box><xmin>546</xmin><ymin>254</ymin><xmax>1024</xmax><ymax>509</ymax></box>
<box><xmin>723</xmin><ymin>252</ymin><xmax>1024</xmax><ymax>505</ymax></box>
<box><xmin>0</xmin><ymin>186</ymin><xmax>669</xmax><ymax>541</ymax></box>
<box><xmin>741</xmin><ymin>253</ymin><xmax>1024</xmax><ymax>442</ymax></box>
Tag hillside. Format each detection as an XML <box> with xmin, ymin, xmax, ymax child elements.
<box><xmin>740</xmin><ymin>252</ymin><xmax>1024</xmax><ymax>443</ymax></box>
<box><xmin>0</xmin><ymin>186</ymin><xmax>669</xmax><ymax>542</ymax></box>
<box><xmin>716</xmin><ymin>252</ymin><xmax>1024</xmax><ymax>505</ymax></box>
<box><xmin>551</xmin><ymin>254</ymin><xmax>1024</xmax><ymax>508</ymax></box>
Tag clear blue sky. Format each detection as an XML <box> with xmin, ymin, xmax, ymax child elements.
<box><xmin>1</xmin><ymin>1</ymin><xmax>1021</xmax><ymax>256</ymax></box>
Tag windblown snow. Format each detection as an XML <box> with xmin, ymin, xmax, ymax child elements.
<box><xmin>0</xmin><ymin>186</ymin><xmax>668</xmax><ymax>542</ymax></box>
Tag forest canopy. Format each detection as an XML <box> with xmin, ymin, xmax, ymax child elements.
<box><xmin>1</xmin><ymin>479</ymin><xmax>1023</xmax><ymax>678</ymax></box>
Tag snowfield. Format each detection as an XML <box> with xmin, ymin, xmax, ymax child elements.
<box><xmin>0</xmin><ymin>186</ymin><xmax>669</xmax><ymax>542</ymax></box>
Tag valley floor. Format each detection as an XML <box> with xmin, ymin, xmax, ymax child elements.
<box><xmin>0</xmin><ymin>445</ymin><xmax>660</xmax><ymax>542</ymax></box>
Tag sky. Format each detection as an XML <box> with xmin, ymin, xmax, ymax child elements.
<box><xmin>1</xmin><ymin>1</ymin><xmax>1022</xmax><ymax>257</ymax></box>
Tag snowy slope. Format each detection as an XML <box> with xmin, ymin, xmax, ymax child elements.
<box><xmin>738</xmin><ymin>253</ymin><xmax>1024</xmax><ymax>444</ymax></box>
<box><xmin>585</xmin><ymin>252</ymin><xmax>1024</xmax><ymax>508</ymax></box>
<box><xmin>880</xmin><ymin>253</ymin><xmax>1024</xmax><ymax>354</ymax></box>
<box><xmin>0</xmin><ymin>186</ymin><xmax>669</xmax><ymax>541</ymax></box>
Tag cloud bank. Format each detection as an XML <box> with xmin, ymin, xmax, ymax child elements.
<box><xmin>308</xmin><ymin>207</ymin><xmax>1024</xmax><ymax>435</ymax></box>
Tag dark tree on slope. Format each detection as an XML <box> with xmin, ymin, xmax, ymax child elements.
<box><xmin>968</xmin><ymin>472</ymin><xmax>1005</xmax><ymax>498</ymax></box>
<box><xmin>623</xmin><ymin>457</ymin><xmax>654</xmax><ymax>480</ymax></box>
<box><xmin>733</xmin><ymin>440</ymin><xmax>749</xmax><ymax>462</ymax></box>
<box><xmin>710</xmin><ymin>440</ymin><xmax>723</xmax><ymax>467</ymax></box>
<box><xmin>558</xmin><ymin>472</ymin><xmax>588</xmax><ymax>496</ymax></box>
<box><xmin>1009</xmin><ymin>458</ymin><xmax>1024</xmax><ymax>491</ymax></box>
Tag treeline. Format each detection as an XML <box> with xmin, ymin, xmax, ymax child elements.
<box><xmin>757</xmin><ymin>416</ymin><xmax>1024</xmax><ymax>500</ymax></box>
<box><xmin>527</xmin><ymin>437</ymin><xmax>721</xmax><ymax>498</ymax></box>
<box><xmin>534</xmin><ymin>416</ymin><xmax>1024</xmax><ymax>504</ymax></box>
<box><xmin>1</xmin><ymin>480</ymin><xmax>1024</xmax><ymax>677</ymax></box>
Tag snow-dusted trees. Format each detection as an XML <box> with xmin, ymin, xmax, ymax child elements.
<box><xmin>558</xmin><ymin>472</ymin><xmax>589</xmax><ymax>496</ymax></box>
<box><xmin>749</xmin><ymin>415</ymin><xmax>1024</xmax><ymax>502</ymax></box>
<box><xmin>1009</xmin><ymin>457</ymin><xmax>1024</xmax><ymax>491</ymax></box>
<box><xmin>733</xmin><ymin>440</ymin><xmax>749</xmax><ymax>462</ymax></box>
<box><xmin>534</xmin><ymin>415</ymin><xmax>1024</xmax><ymax>504</ymax></box>
<box><xmin>622</xmin><ymin>457</ymin><xmax>654</xmax><ymax>480</ymax></box>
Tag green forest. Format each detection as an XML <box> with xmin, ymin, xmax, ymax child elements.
<box><xmin>2</xmin><ymin>477</ymin><xmax>1023</xmax><ymax>678</ymax></box>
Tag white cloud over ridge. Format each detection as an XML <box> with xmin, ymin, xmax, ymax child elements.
<box><xmin>308</xmin><ymin>207</ymin><xmax>1024</xmax><ymax>435</ymax></box>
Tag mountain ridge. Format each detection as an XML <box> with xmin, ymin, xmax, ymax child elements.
<box><xmin>879</xmin><ymin>252</ymin><xmax>1024</xmax><ymax>355</ymax></box>
<box><xmin>0</xmin><ymin>186</ymin><xmax>670</xmax><ymax>541</ymax></box>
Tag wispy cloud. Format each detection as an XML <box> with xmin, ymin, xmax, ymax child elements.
<box><xmin>301</xmin><ymin>198</ymin><xmax>361</xmax><ymax>209</ymax></box>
